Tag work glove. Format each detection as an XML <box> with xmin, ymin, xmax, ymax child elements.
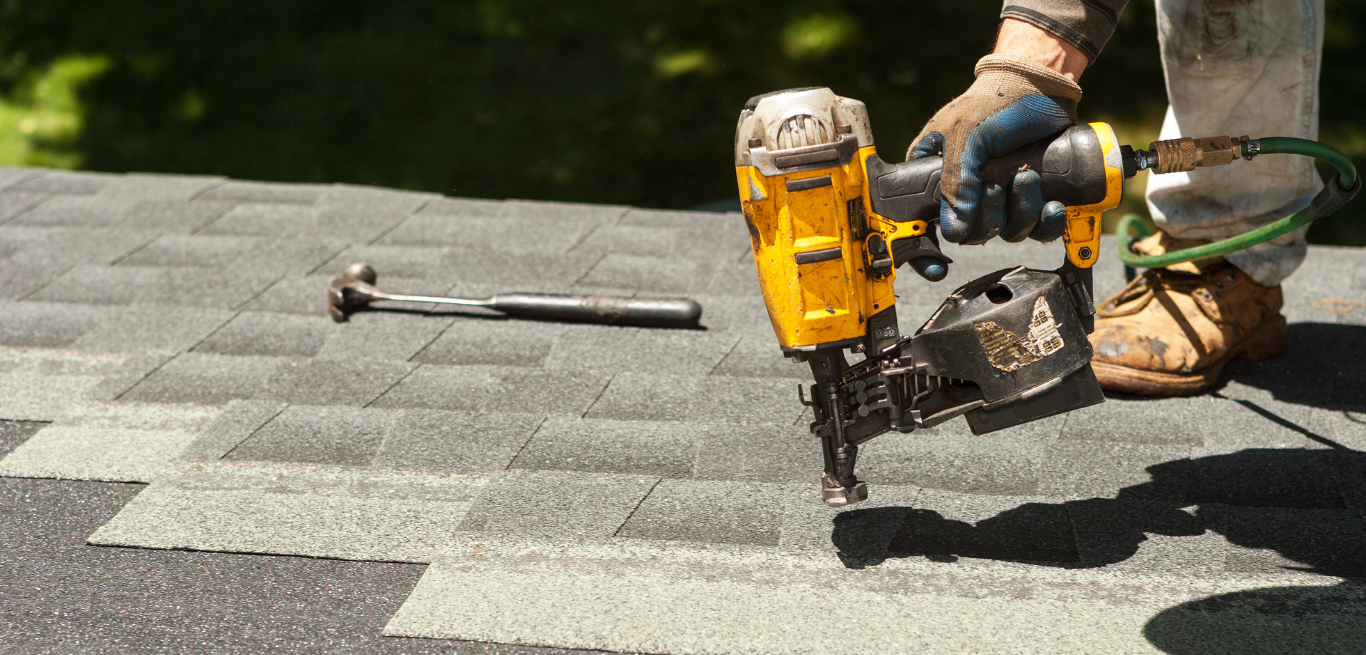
<box><xmin>909</xmin><ymin>53</ymin><xmax>1082</xmax><ymax>245</ymax></box>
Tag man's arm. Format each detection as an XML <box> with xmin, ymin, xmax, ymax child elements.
<box><xmin>996</xmin><ymin>17</ymin><xmax>1089</xmax><ymax>81</ymax></box>
<box><xmin>905</xmin><ymin>4</ymin><xmax>1121</xmax><ymax>248</ymax></box>
<box><xmin>1000</xmin><ymin>0</ymin><xmax>1130</xmax><ymax>63</ymax></box>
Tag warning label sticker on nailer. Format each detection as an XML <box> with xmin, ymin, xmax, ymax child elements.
<box><xmin>975</xmin><ymin>297</ymin><xmax>1065</xmax><ymax>372</ymax></box>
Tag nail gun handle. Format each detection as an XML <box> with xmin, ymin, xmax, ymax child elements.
<box><xmin>866</xmin><ymin>123</ymin><xmax>1123</xmax><ymax>269</ymax></box>
<box><xmin>488</xmin><ymin>293</ymin><xmax>703</xmax><ymax>329</ymax></box>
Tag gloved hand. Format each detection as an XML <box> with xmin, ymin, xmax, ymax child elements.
<box><xmin>908</xmin><ymin>54</ymin><xmax>1082</xmax><ymax>245</ymax></box>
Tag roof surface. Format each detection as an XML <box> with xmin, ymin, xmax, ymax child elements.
<box><xmin>0</xmin><ymin>167</ymin><xmax>1364</xmax><ymax>654</ymax></box>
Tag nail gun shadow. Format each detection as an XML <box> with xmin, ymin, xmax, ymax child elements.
<box><xmin>829</xmin><ymin>448</ymin><xmax>1366</xmax><ymax>577</ymax></box>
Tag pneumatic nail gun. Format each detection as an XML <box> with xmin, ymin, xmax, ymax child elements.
<box><xmin>735</xmin><ymin>87</ymin><xmax>1141</xmax><ymax>507</ymax></box>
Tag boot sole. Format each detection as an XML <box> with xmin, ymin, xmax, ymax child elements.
<box><xmin>1091</xmin><ymin>314</ymin><xmax>1288</xmax><ymax>398</ymax></box>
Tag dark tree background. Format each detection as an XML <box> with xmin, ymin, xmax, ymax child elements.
<box><xmin>0</xmin><ymin>0</ymin><xmax>1363</xmax><ymax>244</ymax></box>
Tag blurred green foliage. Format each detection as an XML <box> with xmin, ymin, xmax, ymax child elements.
<box><xmin>0</xmin><ymin>0</ymin><xmax>1362</xmax><ymax>244</ymax></box>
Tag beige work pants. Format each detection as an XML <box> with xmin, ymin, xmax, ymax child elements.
<box><xmin>1147</xmin><ymin>0</ymin><xmax>1324</xmax><ymax>286</ymax></box>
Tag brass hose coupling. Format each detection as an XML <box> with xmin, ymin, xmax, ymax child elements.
<box><xmin>1131</xmin><ymin>135</ymin><xmax>1257</xmax><ymax>174</ymax></box>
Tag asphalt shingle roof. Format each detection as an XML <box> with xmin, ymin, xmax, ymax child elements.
<box><xmin>0</xmin><ymin>166</ymin><xmax>1364</xmax><ymax>653</ymax></box>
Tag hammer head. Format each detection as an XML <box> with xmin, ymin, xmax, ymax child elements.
<box><xmin>327</xmin><ymin>262</ymin><xmax>381</xmax><ymax>322</ymax></box>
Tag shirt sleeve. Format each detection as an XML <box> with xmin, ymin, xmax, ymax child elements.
<box><xmin>1001</xmin><ymin>0</ymin><xmax>1131</xmax><ymax>62</ymax></box>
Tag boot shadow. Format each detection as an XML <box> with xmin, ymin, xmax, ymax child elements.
<box><xmin>1222</xmin><ymin>322</ymin><xmax>1366</xmax><ymax>408</ymax></box>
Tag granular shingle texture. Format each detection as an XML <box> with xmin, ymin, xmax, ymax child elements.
<box><xmin>1</xmin><ymin>166</ymin><xmax>1364</xmax><ymax>654</ymax></box>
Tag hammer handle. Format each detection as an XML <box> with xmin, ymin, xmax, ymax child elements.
<box><xmin>489</xmin><ymin>293</ymin><xmax>702</xmax><ymax>329</ymax></box>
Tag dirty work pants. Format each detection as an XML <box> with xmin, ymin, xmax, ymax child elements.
<box><xmin>1146</xmin><ymin>0</ymin><xmax>1324</xmax><ymax>286</ymax></box>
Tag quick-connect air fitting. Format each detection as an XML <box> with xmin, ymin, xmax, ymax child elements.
<box><xmin>1123</xmin><ymin>135</ymin><xmax>1261</xmax><ymax>176</ymax></box>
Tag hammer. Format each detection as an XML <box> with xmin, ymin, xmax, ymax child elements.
<box><xmin>327</xmin><ymin>263</ymin><xmax>703</xmax><ymax>329</ymax></box>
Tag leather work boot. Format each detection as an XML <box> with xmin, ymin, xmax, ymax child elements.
<box><xmin>1088</xmin><ymin>248</ymin><xmax>1288</xmax><ymax>397</ymax></box>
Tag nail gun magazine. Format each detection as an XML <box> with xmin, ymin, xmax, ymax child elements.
<box><xmin>735</xmin><ymin>87</ymin><xmax>1130</xmax><ymax>507</ymax></box>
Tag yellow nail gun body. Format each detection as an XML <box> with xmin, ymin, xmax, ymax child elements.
<box><xmin>734</xmin><ymin>88</ymin><xmax>1129</xmax><ymax>506</ymax></box>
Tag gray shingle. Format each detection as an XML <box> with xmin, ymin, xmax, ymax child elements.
<box><xmin>0</xmin><ymin>301</ymin><xmax>103</xmax><ymax>348</ymax></box>
<box><xmin>121</xmin><ymin>352</ymin><xmax>283</xmax><ymax>405</ymax></box>
<box><xmin>120</xmin><ymin>234</ymin><xmax>341</xmax><ymax>276</ymax></box>
<box><xmin>1334</xmin><ymin>369</ymin><xmax>1366</xmax><ymax>408</ymax></box>
<box><xmin>616</xmin><ymin>478</ymin><xmax>786</xmax><ymax>546</ymax></box>
<box><xmin>693</xmin><ymin>423</ymin><xmax>821</xmax><ymax>484</ymax></box>
<box><xmin>178</xmin><ymin>399</ymin><xmax>288</xmax><ymax>462</ymax></box>
<box><xmin>500</xmin><ymin>199</ymin><xmax>626</xmax><ymax>225</ymax></box>
<box><xmin>543</xmin><ymin>324</ymin><xmax>738</xmax><ymax>376</ymax></box>
<box><xmin>257</xmin><ymin>358</ymin><xmax>416</xmax><ymax>406</ymax></box>
<box><xmin>30</xmin><ymin>265</ymin><xmax>281</xmax><ymax>310</ymax></box>
<box><xmin>0</xmin><ymin>419</ymin><xmax>45</xmax><ymax>458</ymax></box>
<box><xmin>1035</xmin><ymin>439</ymin><xmax>1191</xmax><ymax>501</ymax></box>
<box><xmin>0</xmin><ymin>226</ymin><xmax>155</xmax><ymax>269</ymax></box>
<box><xmin>414</xmin><ymin>196</ymin><xmax>504</xmax><ymax>217</ymax></box>
<box><xmin>369</xmin><ymin>364</ymin><xmax>610</xmax><ymax>416</ymax></box>
<box><xmin>437</xmin><ymin>246</ymin><xmax>601</xmax><ymax>289</ymax></box>
<box><xmin>855</xmin><ymin>426</ymin><xmax>1047</xmax><ymax>495</ymax></box>
<box><xmin>1059</xmin><ymin>396</ymin><xmax>1203</xmax><ymax>446</ymax></box>
<box><xmin>195</xmin><ymin>181</ymin><xmax>326</xmax><ymax>204</ymax></box>
<box><xmin>570</xmin><ymin>225</ymin><xmax>678</xmax><ymax>259</ymax></box>
<box><xmin>687</xmin><ymin>374</ymin><xmax>810</xmax><ymax>425</ymax></box>
<box><xmin>94</xmin><ymin>173</ymin><xmax>227</xmax><ymax>201</ymax></box>
<box><xmin>1202</xmin><ymin>504</ymin><xmax>1366</xmax><ymax>577</ymax></box>
<box><xmin>372</xmin><ymin>409</ymin><xmax>545</xmax><ymax>473</ymax></box>
<box><xmin>226</xmin><ymin>405</ymin><xmax>394</xmax><ymax>466</ymax></box>
<box><xmin>9</xmin><ymin>196</ymin><xmax>141</xmax><ymax>228</ymax></box>
<box><xmin>27</xmin><ymin>265</ymin><xmax>154</xmax><ymax>305</ymax></box>
<box><xmin>10</xmin><ymin>171</ymin><xmax>113</xmax><ymax>195</ymax></box>
<box><xmin>588</xmin><ymin>372</ymin><xmax>806</xmax><ymax>425</ymax></box>
<box><xmin>409</xmin><ymin>315</ymin><xmax>563</xmax><ymax>368</ymax></box>
<box><xmin>0</xmin><ymin>191</ymin><xmax>49</xmax><ymax>225</ymax></box>
<box><xmin>1328</xmin><ymin>451</ymin><xmax>1366</xmax><ymax>521</ymax></box>
<box><xmin>0</xmin><ymin>262</ymin><xmax>64</xmax><ymax>301</ymax></box>
<box><xmin>1067</xmin><ymin>498</ymin><xmax>1204</xmax><ymax>568</ymax></box>
<box><xmin>584</xmin><ymin>372</ymin><xmax>696</xmax><ymax>422</ymax></box>
<box><xmin>119</xmin><ymin>233</ymin><xmax>259</xmax><ymax>267</ymax></box>
<box><xmin>317</xmin><ymin>311</ymin><xmax>454</xmax><ymax>362</ymax></box>
<box><xmin>193</xmin><ymin>312</ymin><xmax>335</xmax><ymax>358</ymax></box>
<box><xmin>0</xmin><ymin>167</ymin><xmax>46</xmax><ymax>192</ymax></box>
<box><xmin>1314</xmin><ymin>408</ymin><xmax>1366</xmax><ymax>448</ymax></box>
<box><xmin>510</xmin><ymin>416</ymin><xmax>703</xmax><ymax>477</ymax></box>
<box><xmin>888</xmin><ymin>488</ymin><xmax>1079</xmax><ymax>564</ymax></box>
<box><xmin>116</xmin><ymin>199</ymin><xmax>236</xmax><ymax>234</ymax></box>
<box><xmin>68</xmin><ymin>305</ymin><xmax>235</xmax><ymax>354</ymax></box>
<box><xmin>317</xmin><ymin>184</ymin><xmax>436</xmax><ymax>215</ymax></box>
<box><xmin>314</xmin><ymin>244</ymin><xmax>449</xmax><ymax>280</ymax></box>
<box><xmin>1220</xmin><ymin>330</ymin><xmax>1340</xmax><ymax>407</ymax></box>
<box><xmin>236</xmin><ymin>274</ymin><xmax>331</xmax><ymax>316</ymax></box>
<box><xmin>780</xmin><ymin>483</ymin><xmax>922</xmax><ymax>559</ymax></box>
<box><xmin>455</xmin><ymin>468</ymin><xmax>658</xmax><ymax>538</ymax></box>
<box><xmin>677</xmin><ymin>293</ymin><xmax>768</xmax><ymax>334</ymax></box>
<box><xmin>709</xmin><ymin>331</ymin><xmax>810</xmax><ymax>379</ymax></box>
<box><xmin>379</xmin><ymin>213</ymin><xmax>595</xmax><ymax>254</ymax></box>
<box><xmin>1191</xmin><ymin>394</ymin><xmax>1320</xmax><ymax>456</ymax></box>
<box><xmin>704</xmin><ymin>259</ymin><xmax>763</xmax><ymax>297</ymax></box>
<box><xmin>617</xmin><ymin>208</ymin><xmax>731</xmax><ymax>230</ymax></box>
<box><xmin>1174</xmin><ymin>448</ymin><xmax>1346</xmax><ymax>510</ymax></box>
<box><xmin>201</xmin><ymin>201</ymin><xmax>414</xmax><ymax>243</ymax></box>
<box><xmin>81</xmin><ymin>352</ymin><xmax>179</xmax><ymax>402</ymax></box>
<box><xmin>576</xmin><ymin>254</ymin><xmax>711</xmax><ymax>294</ymax></box>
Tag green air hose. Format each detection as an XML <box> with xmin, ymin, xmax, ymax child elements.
<box><xmin>1117</xmin><ymin>137</ymin><xmax>1361</xmax><ymax>269</ymax></box>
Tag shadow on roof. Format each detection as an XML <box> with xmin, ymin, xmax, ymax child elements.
<box><xmin>829</xmin><ymin>447</ymin><xmax>1366</xmax><ymax>579</ymax></box>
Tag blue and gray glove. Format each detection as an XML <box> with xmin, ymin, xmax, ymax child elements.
<box><xmin>908</xmin><ymin>54</ymin><xmax>1082</xmax><ymax>246</ymax></box>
